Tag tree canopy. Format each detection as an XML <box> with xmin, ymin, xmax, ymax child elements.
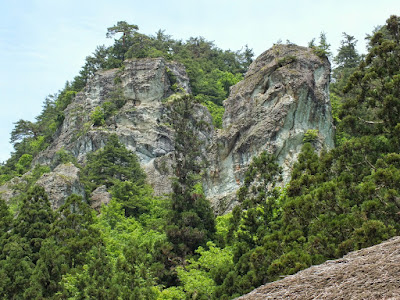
<box><xmin>106</xmin><ymin>21</ymin><xmax>139</xmax><ymax>47</ymax></box>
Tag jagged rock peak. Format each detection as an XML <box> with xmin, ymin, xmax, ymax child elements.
<box><xmin>224</xmin><ymin>44</ymin><xmax>332</xmax><ymax>132</ymax></box>
<box><xmin>204</xmin><ymin>44</ymin><xmax>334</xmax><ymax>212</ymax></box>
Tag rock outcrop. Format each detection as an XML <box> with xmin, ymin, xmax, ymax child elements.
<box><xmin>23</xmin><ymin>44</ymin><xmax>333</xmax><ymax>210</ymax></box>
<box><xmin>33</xmin><ymin>57</ymin><xmax>198</xmax><ymax>199</ymax></box>
<box><xmin>205</xmin><ymin>44</ymin><xmax>334</xmax><ymax>211</ymax></box>
<box><xmin>34</xmin><ymin>57</ymin><xmax>191</xmax><ymax>167</ymax></box>
<box><xmin>90</xmin><ymin>185</ymin><xmax>112</xmax><ymax>212</ymax></box>
<box><xmin>236</xmin><ymin>236</ymin><xmax>400</xmax><ymax>300</ymax></box>
<box><xmin>36</xmin><ymin>163</ymin><xmax>85</xmax><ymax>209</ymax></box>
<box><xmin>0</xmin><ymin>176</ymin><xmax>27</xmax><ymax>204</ymax></box>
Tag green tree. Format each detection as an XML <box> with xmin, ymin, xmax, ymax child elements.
<box><xmin>24</xmin><ymin>238</ymin><xmax>66</xmax><ymax>299</ymax></box>
<box><xmin>0</xmin><ymin>198</ymin><xmax>11</xmax><ymax>236</ymax></box>
<box><xmin>82</xmin><ymin>134</ymin><xmax>146</xmax><ymax>191</ymax></box>
<box><xmin>10</xmin><ymin>119</ymin><xmax>39</xmax><ymax>145</ymax></box>
<box><xmin>0</xmin><ymin>237</ymin><xmax>34</xmax><ymax>299</ymax></box>
<box><xmin>91</xmin><ymin>106</ymin><xmax>106</xmax><ymax>126</ymax></box>
<box><xmin>166</xmin><ymin>95</ymin><xmax>215</xmax><ymax>258</ymax></box>
<box><xmin>15</xmin><ymin>153</ymin><xmax>32</xmax><ymax>175</ymax></box>
<box><xmin>13</xmin><ymin>186</ymin><xmax>55</xmax><ymax>262</ymax></box>
<box><xmin>0</xmin><ymin>187</ymin><xmax>53</xmax><ymax>298</ymax></box>
<box><xmin>107</xmin><ymin>21</ymin><xmax>139</xmax><ymax>47</ymax></box>
<box><xmin>28</xmin><ymin>194</ymin><xmax>103</xmax><ymax>298</ymax></box>
<box><xmin>310</xmin><ymin>32</ymin><xmax>332</xmax><ymax>58</ymax></box>
<box><xmin>52</xmin><ymin>194</ymin><xmax>101</xmax><ymax>268</ymax></box>
<box><xmin>334</xmin><ymin>33</ymin><xmax>361</xmax><ymax>70</ymax></box>
<box><xmin>342</xmin><ymin>15</ymin><xmax>400</xmax><ymax>144</ymax></box>
<box><xmin>60</xmin><ymin>245</ymin><xmax>119</xmax><ymax>300</ymax></box>
<box><xmin>110</xmin><ymin>180</ymin><xmax>153</xmax><ymax>218</ymax></box>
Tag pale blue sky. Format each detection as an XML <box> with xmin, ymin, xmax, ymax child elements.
<box><xmin>1</xmin><ymin>0</ymin><xmax>399</xmax><ymax>162</ymax></box>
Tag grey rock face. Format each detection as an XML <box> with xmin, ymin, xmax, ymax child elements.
<box><xmin>36</xmin><ymin>163</ymin><xmax>85</xmax><ymax>209</ymax></box>
<box><xmin>34</xmin><ymin>58</ymin><xmax>190</xmax><ymax>166</ymax></box>
<box><xmin>32</xmin><ymin>58</ymin><xmax>193</xmax><ymax>201</ymax></box>
<box><xmin>0</xmin><ymin>177</ymin><xmax>27</xmax><ymax>205</ymax></box>
<box><xmin>28</xmin><ymin>45</ymin><xmax>333</xmax><ymax>211</ymax></box>
<box><xmin>204</xmin><ymin>44</ymin><xmax>334</xmax><ymax>212</ymax></box>
<box><xmin>90</xmin><ymin>185</ymin><xmax>112</xmax><ymax>212</ymax></box>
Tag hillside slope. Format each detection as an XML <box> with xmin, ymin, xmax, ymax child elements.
<box><xmin>237</xmin><ymin>236</ymin><xmax>400</xmax><ymax>300</ymax></box>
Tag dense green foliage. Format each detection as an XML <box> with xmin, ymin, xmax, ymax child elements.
<box><xmin>1</xmin><ymin>16</ymin><xmax>400</xmax><ymax>299</ymax></box>
<box><xmin>165</xmin><ymin>95</ymin><xmax>216</xmax><ymax>259</ymax></box>
<box><xmin>82</xmin><ymin>134</ymin><xmax>146</xmax><ymax>191</ymax></box>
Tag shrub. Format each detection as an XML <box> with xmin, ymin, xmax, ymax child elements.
<box><xmin>90</xmin><ymin>106</ymin><xmax>105</xmax><ymax>126</ymax></box>
<box><xmin>303</xmin><ymin>129</ymin><xmax>319</xmax><ymax>143</ymax></box>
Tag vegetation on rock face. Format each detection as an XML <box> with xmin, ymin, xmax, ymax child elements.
<box><xmin>82</xmin><ymin>133</ymin><xmax>146</xmax><ymax>192</ymax></box>
<box><xmin>308</xmin><ymin>32</ymin><xmax>332</xmax><ymax>58</ymax></box>
<box><xmin>165</xmin><ymin>94</ymin><xmax>216</xmax><ymax>259</ymax></box>
<box><xmin>0</xmin><ymin>23</ymin><xmax>251</xmax><ymax>181</ymax></box>
<box><xmin>1</xmin><ymin>16</ymin><xmax>400</xmax><ymax>300</ymax></box>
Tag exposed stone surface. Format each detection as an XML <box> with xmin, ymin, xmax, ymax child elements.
<box><xmin>32</xmin><ymin>57</ymin><xmax>195</xmax><ymax>200</ymax></box>
<box><xmin>0</xmin><ymin>176</ymin><xmax>27</xmax><ymax>204</ymax></box>
<box><xmin>27</xmin><ymin>45</ymin><xmax>334</xmax><ymax>210</ymax></box>
<box><xmin>36</xmin><ymin>163</ymin><xmax>85</xmax><ymax>209</ymax></box>
<box><xmin>236</xmin><ymin>236</ymin><xmax>400</xmax><ymax>300</ymax></box>
<box><xmin>33</xmin><ymin>57</ymin><xmax>191</xmax><ymax>166</ymax></box>
<box><xmin>204</xmin><ymin>44</ymin><xmax>334</xmax><ymax>212</ymax></box>
<box><xmin>90</xmin><ymin>185</ymin><xmax>112</xmax><ymax>212</ymax></box>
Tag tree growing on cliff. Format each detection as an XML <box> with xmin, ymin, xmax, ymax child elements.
<box><xmin>166</xmin><ymin>94</ymin><xmax>215</xmax><ymax>258</ymax></box>
<box><xmin>107</xmin><ymin>21</ymin><xmax>139</xmax><ymax>47</ymax></box>
<box><xmin>82</xmin><ymin>134</ymin><xmax>146</xmax><ymax>192</ymax></box>
<box><xmin>10</xmin><ymin>119</ymin><xmax>40</xmax><ymax>145</ymax></box>
<box><xmin>334</xmin><ymin>33</ymin><xmax>361</xmax><ymax>71</ymax></box>
<box><xmin>309</xmin><ymin>32</ymin><xmax>332</xmax><ymax>58</ymax></box>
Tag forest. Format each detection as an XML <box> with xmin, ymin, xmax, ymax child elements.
<box><xmin>1</xmin><ymin>15</ymin><xmax>400</xmax><ymax>299</ymax></box>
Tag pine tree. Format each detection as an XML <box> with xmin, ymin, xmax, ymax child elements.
<box><xmin>342</xmin><ymin>15</ymin><xmax>400</xmax><ymax>143</ymax></box>
<box><xmin>83</xmin><ymin>134</ymin><xmax>146</xmax><ymax>191</ymax></box>
<box><xmin>166</xmin><ymin>94</ymin><xmax>215</xmax><ymax>258</ymax></box>
<box><xmin>334</xmin><ymin>33</ymin><xmax>361</xmax><ymax>70</ymax></box>
<box><xmin>13</xmin><ymin>185</ymin><xmax>55</xmax><ymax>263</ymax></box>
<box><xmin>106</xmin><ymin>21</ymin><xmax>139</xmax><ymax>48</ymax></box>
<box><xmin>52</xmin><ymin>194</ymin><xmax>102</xmax><ymax>268</ymax></box>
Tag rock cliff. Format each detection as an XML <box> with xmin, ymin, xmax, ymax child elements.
<box><xmin>10</xmin><ymin>44</ymin><xmax>333</xmax><ymax>209</ymax></box>
<box><xmin>34</xmin><ymin>57</ymin><xmax>191</xmax><ymax>166</ymax></box>
<box><xmin>205</xmin><ymin>44</ymin><xmax>334</xmax><ymax>211</ymax></box>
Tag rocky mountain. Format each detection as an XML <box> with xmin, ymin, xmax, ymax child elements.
<box><xmin>204</xmin><ymin>44</ymin><xmax>334</xmax><ymax>211</ymax></box>
<box><xmin>2</xmin><ymin>44</ymin><xmax>334</xmax><ymax>210</ymax></box>
<box><xmin>236</xmin><ymin>236</ymin><xmax>400</xmax><ymax>300</ymax></box>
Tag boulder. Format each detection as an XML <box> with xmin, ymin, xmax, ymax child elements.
<box><xmin>90</xmin><ymin>185</ymin><xmax>112</xmax><ymax>212</ymax></box>
<box><xmin>36</xmin><ymin>163</ymin><xmax>85</xmax><ymax>209</ymax></box>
